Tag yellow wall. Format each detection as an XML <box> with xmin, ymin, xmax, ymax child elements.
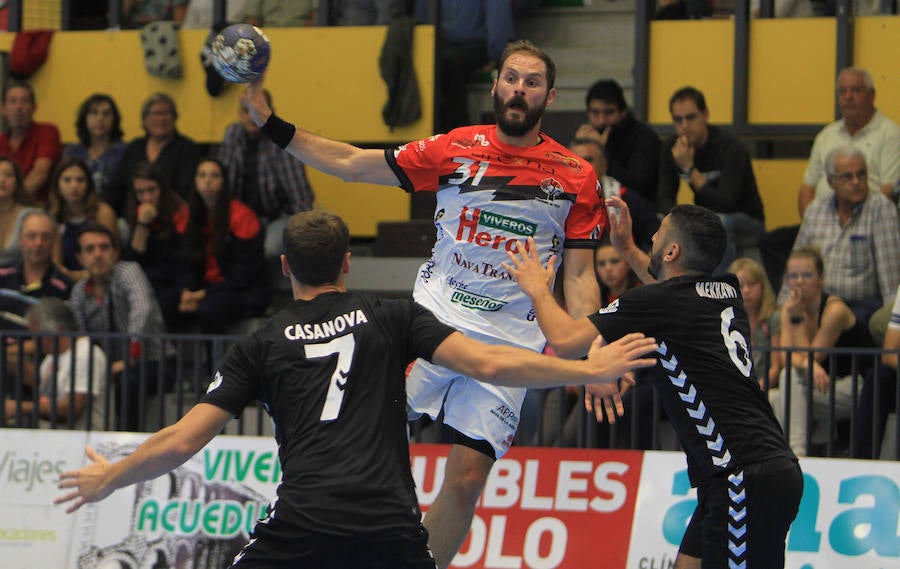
<box><xmin>0</xmin><ymin>26</ymin><xmax>436</xmax><ymax>236</ymax></box>
<box><xmin>648</xmin><ymin>20</ymin><xmax>734</xmax><ymax>124</ymax></box>
<box><xmin>748</xmin><ymin>18</ymin><xmax>835</xmax><ymax>124</ymax></box>
<box><xmin>650</xmin><ymin>16</ymin><xmax>900</xmax><ymax>125</ymax></box>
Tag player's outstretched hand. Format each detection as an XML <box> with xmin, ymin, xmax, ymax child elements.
<box><xmin>605</xmin><ymin>195</ymin><xmax>634</xmax><ymax>253</ymax></box>
<box><xmin>588</xmin><ymin>333</ymin><xmax>657</xmax><ymax>381</ymax></box>
<box><xmin>584</xmin><ymin>382</ymin><xmax>624</xmax><ymax>424</ymax></box>
<box><xmin>55</xmin><ymin>446</ymin><xmax>114</xmax><ymax>514</ymax></box>
<box><xmin>241</xmin><ymin>77</ymin><xmax>272</xmax><ymax>128</ymax></box>
<box><xmin>502</xmin><ymin>237</ymin><xmax>556</xmax><ymax>298</ymax></box>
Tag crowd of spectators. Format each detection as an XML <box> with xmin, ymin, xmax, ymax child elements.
<box><xmin>0</xmin><ymin>6</ymin><xmax>897</xmax><ymax>461</ymax></box>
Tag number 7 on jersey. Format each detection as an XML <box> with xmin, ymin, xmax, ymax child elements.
<box><xmin>305</xmin><ymin>334</ymin><xmax>356</xmax><ymax>421</ymax></box>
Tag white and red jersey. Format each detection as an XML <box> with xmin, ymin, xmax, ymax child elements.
<box><xmin>386</xmin><ymin>125</ymin><xmax>606</xmax><ymax>351</ymax></box>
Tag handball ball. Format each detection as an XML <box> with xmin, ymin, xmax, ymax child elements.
<box><xmin>211</xmin><ymin>23</ymin><xmax>270</xmax><ymax>83</ymax></box>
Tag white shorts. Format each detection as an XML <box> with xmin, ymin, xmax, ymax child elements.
<box><xmin>407</xmin><ymin>358</ymin><xmax>526</xmax><ymax>458</ymax></box>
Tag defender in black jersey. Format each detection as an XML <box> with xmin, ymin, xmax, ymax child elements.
<box><xmin>506</xmin><ymin>202</ymin><xmax>803</xmax><ymax>569</ymax></box>
<box><xmin>55</xmin><ymin>211</ymin><xmax>657</xmax><ymax>569</ymax></box>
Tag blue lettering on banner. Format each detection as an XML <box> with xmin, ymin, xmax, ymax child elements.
<box><xmin>661</xmin><ymin>470</ymin><xmax>900</xmax><ymax>560</ymax></box>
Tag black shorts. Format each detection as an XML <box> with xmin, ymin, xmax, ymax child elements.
<box><xmin>229</xmin><ymin>518</ymin><xmax>437</xmax><ymax>569</ymax></box>
<box><xmin>679</xmin><ymin>457</ymin><xmax>803</xmax><ymax>568</ymax></box>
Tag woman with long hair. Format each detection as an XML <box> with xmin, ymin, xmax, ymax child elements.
<box><xmin>729</xmin><ymin>257</ymin><xmax>782</xmax><ymax>389</ymax></box>
<box><xmin>65</xmin><ymin>93</ymin><xmax>126</xmax><ymax>205</ymax></box>
<box><xmin>178</xmin><ymin>158</ymin><xmax>269</xmax><ymax>332</ymax></box>
<box><xmin>123</xmin><ymin>161</ymin><xmax>189</xmax><ymax>327</ymax></box>
<box><xmin>48</xmin><ymin>156</ymin><xmax>118</xmax><ymax>282</ymax></box>
<box><xmin>0</xmin><ymin>157</ymin><xmax>39</xmax><ymax>266</ymax></box>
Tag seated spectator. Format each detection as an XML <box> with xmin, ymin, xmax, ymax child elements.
<box><xmin>852</xmin><ymin>283</ymin><xmax>900</xmax><ymax>459</ymax></box>
<box><xmin>780</xmin><ymin>145</ymin><xmax>900</xmax><ymax>342</ymax></box>
<box><xmin>244</xmin><ymin>0</ymin><xmax>318</xmax><ymax>27</ymax></box>
<box><xmin>182</xmin><ymin>0</ymin><xmax>250</xmax><ymax>28</ymax></box>
<box><xmin>760</xmin><ymin>67</ymin><xmax>900</xmax><ymax>290</ymax></box>
<box><xmin>769</xmin><ymin>247</ymin><xmax>873</xmax><ymax>457</ymax></box>
<box><xmin>3</xmin><ymin>298</ymin><xmax>108</xmax><ymax>430</ymax></box>
<box><xmin>107</xmin><ymin>93</ymin><xmax>200</xmax><ymax>216</ymax></box>
<box><xmin>123</xmin><ymin>0</ymin><xmax>187</xmax><ymax>28</ymax></box>
<box><xmin>64</xmin><ymin>94</ymin><xmax>127</xmax><ymax>206</ymax></box>
<box><xmin>574</xmin><ymin>79</ymin><xmax>662</xmax><ymax>212</ymax></box>
<box><xmin>217</xmin><ymin>90</ymin><xmax>314</xmax><ymax>259</ymax></box>
<box><xmin>178</xmin><ymin>158</ymin><xmax>269</xmax><ymax>333</ymax></box>
<box><xmin>0</xmin><ymin>211</ymin><xmax>72</xmax><ymax>330</ymax></box>
<box><xmin>657</xmin><ymin>86</ymin><xmax>765</xmax><ymax>274</ymax></box>
<box><xmin>68</xmin><ymin>222</ymin><xmax>169</xmax><ymax>431</ymax></box>
<box><xmin>729</xmin><ymin>257</ymin><xmax>782</xmax><ymax>390</ymax></box>
<box><xmin>123</xmin><ymin>162</ymin><xmax>190</xmax><ymax>328</ymax></box>
<box><xmin>332</xmin><ymin>0</ymin><xmax>405</xmax><ymax>25</ymax></box>
<box><xmin>415</xmin><ymin>0</ymin><xmax>515</xmax><ymax>133</ymax></box>
<box><xmin>0</xmin><ymin>156</ymin><xmax>40</xmax><ymax>266</ymax></box>
<box><xmin>48</xmin><ymin>157</ymin><xmax>119</xmax><ymax>283</ymax></box>
<box><xmin>0</xmin><ymin>81</ymin><xmax>62</xmax><ymax>204</ymax></box>
<box><xmin>570</xmin><ymin>137</ymin><xmax>655</xmax><ymax>251</ymax></box>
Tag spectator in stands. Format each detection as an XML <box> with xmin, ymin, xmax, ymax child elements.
<box><xmin>0</xmin><ymin>211</ymin><xmax>72</xmax><ymax>330</ymax></box>
<box><xmin>657</xmin><ymin>86</ymin><xmax>765</xmax><ymax>273</ymax></box>
<box><xmin>178</xmin><ymin>158</ymin><xmax>269</xmax><ymax>333</ymax></box>
<box><xmin>655</xmin><ymin>0</ymin><xmax>712</xmax><ymax>19</ymax></box>
<box><xmin>123</xmin><ymin>0</ymin><xmax>188</xmax><ymax>28</ymax></box>
<box><xmin>64</xmin><ymin>94</ymin><xmax>127</xmax><ymax>206</ymax></box>
<box><xmin>108</xmin><ymin>93</ymin><xmax>200</xmax><ymax>216</ymax></box>
<box><xmin>729</xmin><ymin>257</ymin><xmax>782</xmax><ymax>390</ymax></box>
<box><xmin>4</xmin><ymin>298</ymin><xmax>108</xmax><ymax>430</ymax></box>
<box><xmin>760</xmin><ymin>67</ymin><xmax>900</xmax><ymax>289</ymax></box>
<box><xmin>570</xmin><ymin>137</ymin><xmax>655</xmax><ymax>251</ymax></box>
<box><xmin>415</xmin><ymin>0</ymin><xmax>515</xmax><ymax>133</ymax></box>
<box><xmin>49</xmin><ymin>157</ymin><xmax>119</xmax><ymax>283</ymax></box>
<box><xmin>69</xmin><ymin>222</ymin><xmax>169</xmax><ymax>431</ymax></box>
<box><xmin>0</xmin><ymin>157</ymin><xmax>40</xmax><ymax>267</ymax></box>
<box><xmin>182</xmin><ymin>0</ymin><xmax>250</xmax><ymax>28</ymax></box>
<box><xmin>781</xmin><ymin>146</ymin><xmax>900</xmax><ymax>342</ymax></box>
<box><xmin>769</xmin><ymin>247</ymin><xmax>873</xmax><ymax>457</ymax></box>
<box><xmin>0</xmin><ymin>81</ymin><xmax>62</xmax><ymax>204</ymax></box>
<box><xmin>575</xmin><ymin>79</ymin><xmax>662</xmax><ymax>213</ymax></box>
<box><xmin>244</xmin><ymin>0</ymin><xmax>318</xmax><ymax>27</ymax></box>
<box><xmin>331</xmin><ymin>0</ymin><xmax>405</xmax><ymax>25</ymax></box>
<box><xmin>852</xmin><ymin>283</ymin><xmax>900</xmax><ymax>460</ymax></box>
<box><xmin>123</xmin><ymin>162</ymin><xmax>190</xmax><ymax>329</ymax></box>
<box><xmin>217</xmin><ymin>91</ymin><xmax>314</xmax><ymax>259</ymax></box>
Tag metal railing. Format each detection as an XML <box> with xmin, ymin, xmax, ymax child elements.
<box><xmin>3</xmin><ymin>330</ymin><xmax>898</xmax><ymax>460</ymax></box>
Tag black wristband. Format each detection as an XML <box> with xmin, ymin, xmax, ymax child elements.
<box><xmin>261</xmin><ymin>113</ymin><xmax>296</xmax><ymax>149</ymax></box>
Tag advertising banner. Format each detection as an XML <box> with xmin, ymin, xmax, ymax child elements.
<box><xmin>2</xmin><ymin>430</ymin><xmax>898</xmax><ymax>569</ymax></box>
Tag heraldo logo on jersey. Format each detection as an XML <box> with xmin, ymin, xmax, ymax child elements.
<box><xmin>456</xmin><ymin>206</ymin><xmax>536</xmax><ymax>252</ymax></box>
<box><xmin>450</xmin><ymin>290</ymin><xmax>508</xmax><ymax>311</ymax></box>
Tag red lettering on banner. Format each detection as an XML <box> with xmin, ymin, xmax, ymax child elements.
<box><xmin>412</xmin><ymin>444</ymin><xmax>643</xmax><ymax>568</ymax></box>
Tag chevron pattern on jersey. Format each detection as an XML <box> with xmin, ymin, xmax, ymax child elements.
<box><xmin>727</xmin><ymin>469</ymin><xmax>748</xmax><ymax>569</ymax></box>
<box><xmin>657</xmin><ymin>341</ymin><xmax>732</xmax><ymax>469</ymax></box>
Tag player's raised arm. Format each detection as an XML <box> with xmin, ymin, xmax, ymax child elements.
<box><xmin>54</xmin><ymin>403</ymin><xmax>232</xmax><ymax>514</ymax></box>
<box><xmin>242</xmin><ymin>80</ymin><xmax>400</xmax><ymax>187</ymax></box>
<box><xmin>503</xmin><ymin>237</ymin><xmax>605</xmax><ymax>358</ymax></box>
<box><xmin>431</xmin><ymin>331</ymin><xmax>657</xmax><ymax>389</ymax></box>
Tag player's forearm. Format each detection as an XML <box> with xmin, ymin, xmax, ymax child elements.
<box><xmin>531</xmin><ymin>287</ymin><xmax>594</xmax><ymax>358</ymax></box>
<box><xmin>105</xmin><ymin>423</ymin><xmax>204</xmax><ymax>491</ymax></box>
<box><xmin>479</xmin><ymin>344</ymin><xmax>611</xmax><ymax>387</ymax></box>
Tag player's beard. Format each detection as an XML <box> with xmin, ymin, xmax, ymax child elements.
<box><xmin>494</xmin><ymin>92</ymin><xmax>547</xmax><ymax>138</ymax></box>
<box><xmin>648</xmin><ymin>245</ymin><xmax>664</xmax><ymax>280</ymax></box>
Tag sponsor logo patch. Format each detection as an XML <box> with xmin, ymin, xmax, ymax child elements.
<box><xmin>450</xmin><ymin>290</ymin><xmax>508</xmax><ymax>311</ymax></box>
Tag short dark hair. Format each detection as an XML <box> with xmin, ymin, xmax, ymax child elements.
<box><xmin>669</xmin><ymin>86</ymin><xmax>707</xmax><ymax>114</ymax></box>
<box><xmin>496</xmin><ymin>40</ymin><xmax>556</xmax><ymax>90</ymax></box>
<box><xmin>77</xmin><ymin>221</ymin><xmax>118</xmax><ymax>252</ymax></box>
<box><xmin>3</xmin><ymin>81</ymin><xmax>35</xmax><ymax>104</ymax></box>
<box><xmin>283</xmin><ymin>211</ymin><xmax>350</xmax><ymax>286</ymax></box>
<box><xmin>570</xmin><ymin>137</ymin><xmax>607</xmax><ymax>162</ymax></box>
<box><xmin>788</xmin><ymin>246</ymin><xmax>825</xmax><ymax>277</ymax></box>
<box><xmin>75</xmin><ymin>94</ymin><xmax>124</xmax><ymax>146</ymax></box>
<box><xmin>585</xmin><ymin>79</ymin><xmax>627</xmax><ymax>111</ymax></box>
<box><xmin>666</xmin><ymin>204</ymin><xmax>725</xmax><ymax>274</ymax></box>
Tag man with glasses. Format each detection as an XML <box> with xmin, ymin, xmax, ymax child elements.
<box><xmin>780</xmin><ymin>145</ymin><xmax>900</xmax><ymax>344</ymax></box>
<box><xmin>657</xmin><ymin>86</ymin><xmax>765</xmax><ymax>274</ymax></box>
<box><xmin>575</xmin><ymin>79</ymin><xmax>661</xmax><ymax>213</ymax></box>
